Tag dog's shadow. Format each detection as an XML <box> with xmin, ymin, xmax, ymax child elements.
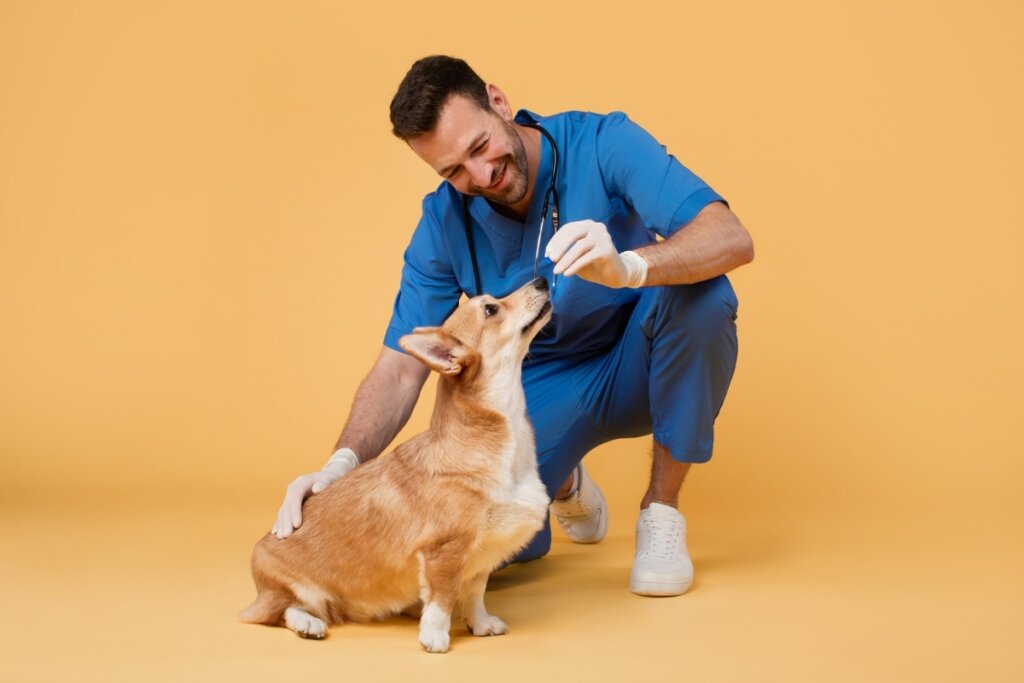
<box><xmin>373</xmin><ymin>557</ymin><xmax>567</xmax><ymax>638</ymax></box>
<box><xmin>377</xmin><ymin>524</ymin><xmax>789</xmax><ymax>641</ymax></box>
<box><xmin>486</xmin><ymin>555</ymin><xmax>560</xmax><ymax>591</ymax></box>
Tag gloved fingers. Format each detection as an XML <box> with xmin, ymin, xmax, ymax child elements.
<box><xmin>570</xmin><ymin>248</ymin><xmax>631</xmax><ymax>287</ymax></box>
<box><xmin>310</xmin><ymin>473</ymin><xmax>333</xmax><ymax>494</ymax></box>
<box><xmin>563</xmin><ymin>246</ymin><xmax>619</xmax><ymax>278</ymax></box>
<box><xmin>273</xmin><ymin>504</ymin><xmax>294</xmax><ymax>539</ymax></box>
<box><xmin>545</xmin><ymin>220</ymin><xmax>603</xmax><ymax>262</ymax></box>
<box><xmin>272</xmin><ymin>474</ymin><xmax>313</xmax><ymax>539</ymax></box>
<box><xmin>552</xmin><ymin>235</ymin><xmax>598</xmax><ymax>275</ymax></box>
<box><xmin>270</xmin><ymin>465</ymin><xmax>350</xmax><ymax>540</ymax></box>
<box><xmin>285</xmin><ymin>480</ymin><xmax>308</xmax><ymax>532</ymax></box>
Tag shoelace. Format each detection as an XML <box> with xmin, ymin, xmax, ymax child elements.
<box><xmin>637</xmin><ymin>515</ymin><xmax>684</xmax><ymax>561</ymax></box>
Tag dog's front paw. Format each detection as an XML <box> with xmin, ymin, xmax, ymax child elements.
<box><xmin>284</xmin><ymin>607</ymin><xmax>328</xmax><ymax>640</ymax></box>
<box><xmin>419</xmin><ymin>627</ymin><xmax>451</xmax><ymax>653</ymax></box>
<box><xmin>467</xmin><ymin>614</ymin><xmax>508</xmax><ymax>637</ymax></box>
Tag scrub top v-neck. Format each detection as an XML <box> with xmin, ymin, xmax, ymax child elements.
<box><xmin>383</xmin><ymin>108</ymin><xmax>726</xmax><ymax>366</ymax></box>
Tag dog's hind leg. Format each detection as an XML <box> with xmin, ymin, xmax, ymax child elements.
<box><xmin>461</xmin><ymin>571</ymin><xmax>508</xmax><ymax>637</ymax></box>
<box><xmin>284</xmin><ymin>607</ymin><xmax>328</xmax><ymax>640</ymax></box>
<box><xmin>415</xmin><ymin>538</ymin><xmax>471</xmax><ymax>654</ymax></box>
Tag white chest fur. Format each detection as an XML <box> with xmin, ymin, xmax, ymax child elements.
<box><xmin>469</xmin><ymin>365</ymin><xmax>550</xmax><ymax>572</ymax></box>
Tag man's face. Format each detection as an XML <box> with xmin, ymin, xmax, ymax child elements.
<box><xmin>407</xmin><ymin>94</ymin><xmax>529</xmax><ymax>207</ymax></box>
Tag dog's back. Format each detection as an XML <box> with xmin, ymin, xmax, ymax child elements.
<box><xmin>242</xmin><ymin>278</ymin><xmax>553</xmax><ymax>652</ymax></box>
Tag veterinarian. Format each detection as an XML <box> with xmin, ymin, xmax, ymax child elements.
<box><xmin>272</xmin><ymin>56</ymin><xmax>753</xmax><ymax>596</ymax></box>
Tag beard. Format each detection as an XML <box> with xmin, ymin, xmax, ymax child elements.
<box><xmin>471</xmin><ymin>117</ymin><xmax>530</xmax><ymax>206</ymax></box>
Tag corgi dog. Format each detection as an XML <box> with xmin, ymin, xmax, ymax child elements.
<box><xmin>241</xmin><ymin>277</ymin><xmax>553</xmax><ymax>653</ymax></box>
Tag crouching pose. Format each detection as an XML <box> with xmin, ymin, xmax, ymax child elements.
<box><xmin>273</xmin><ymin>56</ymin><xmax>753</xmax><ymax>598</ymax></box>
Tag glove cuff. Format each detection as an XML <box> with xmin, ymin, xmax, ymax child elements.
<box><xmin>323</xmin><ymin>447</ymin><xmax>360</xmax><ymax>475</ymax></box>
<box><xmin>620</xmin><ymin>250</ymin><xmax>649</xmax><ymax>288</ymax></box>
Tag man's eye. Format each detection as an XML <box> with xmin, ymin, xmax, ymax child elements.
<box><xmin>484</xmin><ymin>304</ymin><xmax>498</xmax><ymax>317</ymax></box>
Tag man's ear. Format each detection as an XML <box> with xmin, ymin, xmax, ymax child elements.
<box><xmin>399</xmin><ymin>328</ymin><xmax>468</xmax><ymax>376</ymax></box>
<box><xmin>487</xmin><ymin>83</ymin><xmax>514</xmax><ymax>121</ymax></box>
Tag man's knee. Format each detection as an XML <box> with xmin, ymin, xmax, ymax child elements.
<box><xmin>508</xmin><ymin>519</ymin><xmax>552</xmax><ymax>564</ymax></box>
<box><xmin>649</xmin><ymin>276</ymin><xmax>737</xmax><ymax>347</ymax></box>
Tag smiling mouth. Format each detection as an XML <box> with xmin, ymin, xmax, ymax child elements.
<box><xmin>489</xmin><ymin>162</ymin><xmax>507</xmax><ymax>190</ymax></box>
<box><xmin>521</xmin><ymin>300</ymin><xmax>553</xmax><ymax>334</ymax></box>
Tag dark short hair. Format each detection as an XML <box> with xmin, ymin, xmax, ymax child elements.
<box><xmin>389</xmin><ymin>56</ymin><xmax>491</xmax><ymax>140</ymax></box>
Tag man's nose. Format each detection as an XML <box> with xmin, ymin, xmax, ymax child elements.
<box><xmin>465</xmin><ymin>158</ymin><xmax>495</xmax><ymax>189</ymax></box>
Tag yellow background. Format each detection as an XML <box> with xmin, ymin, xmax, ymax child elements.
<box><xmin>2</xmin><ymin>1</ymin><xmax>1022</xmax><ymax>680</ymax></box>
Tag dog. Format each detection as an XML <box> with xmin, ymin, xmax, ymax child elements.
<box><xmin>240</xmin><ymin>277</ymin><xmax>553</xmax><ymax>653</ymax></box>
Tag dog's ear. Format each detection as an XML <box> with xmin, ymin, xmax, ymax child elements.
<box><xmin>399</xmin><ymin>328</ymin><xmax>468</xmax><ymax>376</ymax></box>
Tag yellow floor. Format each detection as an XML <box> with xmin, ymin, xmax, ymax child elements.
<box><xmin>2</xmin><ymin>500</ymin><xmax>1021</xmax><ymax>682</ymax></box>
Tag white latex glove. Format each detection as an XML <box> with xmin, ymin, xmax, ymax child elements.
<box><xmin>271</xmin><ymin>448</ymin><xmax>359</xmax><ymax>539</ymax></box>
<box><xmin>545</xmin><ymin>219</ymin><xmax>648</xmax><ymax>288</ymax></box>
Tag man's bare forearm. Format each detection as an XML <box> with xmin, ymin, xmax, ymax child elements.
<box><xmin>635</xmin><ymin>201</ymin><xmax>754</xmax><ymax>286</ymax></box>
<box><xmin>333</xmin><ymin>347</ymin><xmax>428</xmax><ymax>463</ymax></box>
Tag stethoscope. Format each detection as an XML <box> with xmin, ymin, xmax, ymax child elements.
<box><xmin>461</xmin><ymin>123</ymin><xmax>559</xmax><ymax>297</ymax></box>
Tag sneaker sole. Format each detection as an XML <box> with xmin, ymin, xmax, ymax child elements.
<box><xmin>629</xmin><ymin>578</ymin><xmax>693</xmax><ymax>596</ymax></box>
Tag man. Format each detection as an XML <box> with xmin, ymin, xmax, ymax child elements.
<box><xmin>272</xmin><ymin>56</ymin><xmax>753</xmax><ymax>596</ymax></box>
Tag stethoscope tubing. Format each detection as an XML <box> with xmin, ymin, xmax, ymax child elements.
<box><xmin>461</xmin><ymin>123</ymin><xmax>559</xmax><ymax>297</ymax></box>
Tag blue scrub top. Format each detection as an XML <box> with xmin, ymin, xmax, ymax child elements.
<box><xmin>383</xmin><ymin>109</ymin><xmax>726</xmax><ymax>365</ymax></box>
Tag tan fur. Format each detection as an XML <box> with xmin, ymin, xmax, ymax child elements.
<box><xmin>241</xmin><ymin>279</ymin><xmax>553</xmax><ymax>652</ymax></box>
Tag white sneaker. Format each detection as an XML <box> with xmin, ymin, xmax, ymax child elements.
<box><xmin>550</xmin><ymin>463</ymin><xmax>608</xmax><ymax>543</ymax></box>
<box><xmin>630</xmin><ymin>502</ymin><xmax>694</xmax><ymax>596</ymax></box>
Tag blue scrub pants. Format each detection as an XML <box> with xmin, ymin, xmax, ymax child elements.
<box><xmin>514</xmin><ymin>275</ymin><xmax>740</xmax><ymax>562</ymax></box>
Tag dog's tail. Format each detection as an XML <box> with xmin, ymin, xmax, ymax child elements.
<box><xmin>239</xmin><ymin>589</ymin><xmax>291</xmax><ymax>625</ymax></box>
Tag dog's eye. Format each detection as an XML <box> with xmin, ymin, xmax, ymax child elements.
<box><xmin>484</xmin><ymin>304</ymin><xmax>498</xmax><ymax>317</ymax></box>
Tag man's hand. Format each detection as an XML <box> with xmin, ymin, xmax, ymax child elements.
<box><xmin>271</xmin><ymin>448</ymin><xmax>359</xmax><ymax>539</ymax></box>
<box><xmin>545</xmin><ymin>220</ymin><xmax>647</xmax><ymax>288</ymax></box>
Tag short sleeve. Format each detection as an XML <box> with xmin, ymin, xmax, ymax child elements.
<box><xmin>382</xmin><ymin>208</ymin><xmax>462</xmax><ymax>352</ymax></box>
<box><xmin>596</xmin><ymin>112</ymin><xmax>726</xmax><ymax>237</ymax></box>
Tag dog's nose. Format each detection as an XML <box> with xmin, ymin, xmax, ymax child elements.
<box><xmin>531</xmin><ymin>277</ymin><xmax>549</xmax><ymax>292</ymax></box>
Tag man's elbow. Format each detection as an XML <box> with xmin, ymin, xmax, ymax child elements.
<box><xmin>375</xmin><ymin>346</ymin><xmax>430</xmax><ymax>391</ymax></box>
<box><xmin>731</xmin><ymin>220</ymin><xmax>754</xmax><ymax>267</ymax></box>
<box><xmin>714</xmin><ymin>203</ymin><xmax>753</xmax><ymax>267</ymax></box>
<box><xmin>738</xmin><ymin>230</ymin><xmax>755</xmax><ymax>265</ymax></box>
